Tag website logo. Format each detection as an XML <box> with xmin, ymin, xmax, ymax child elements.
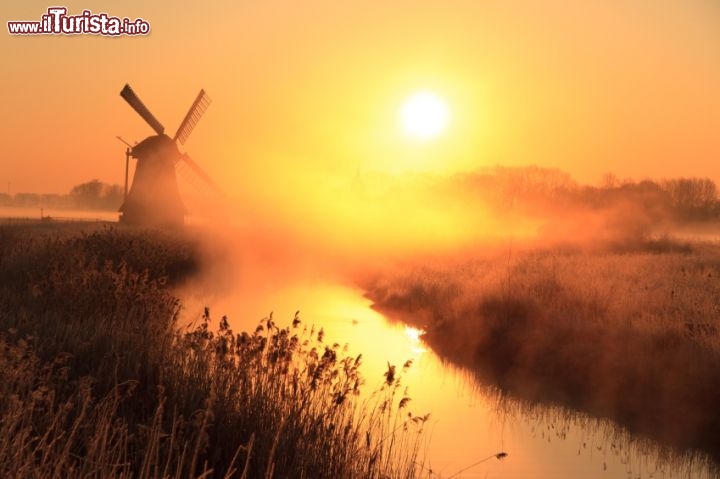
<box><xmin>8</xmin><ymin>7</ymin><xmax>150</xmax><ymax>36</ymax></box>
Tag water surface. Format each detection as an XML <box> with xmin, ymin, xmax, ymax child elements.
<box><xmin>179</xmin><ymin>276</ymin><xmax>715</xmax><ymax>479</ymax></box>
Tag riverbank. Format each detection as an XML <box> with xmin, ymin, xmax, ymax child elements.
<box><xmin>0</xmin><ymin>224</ymin><xmax>424</xmax><ymax>478</ymax></box>
<box><xmin>363</xmin><ymin>237</ymin><xmax>720</xmax><ymax>467</ymax></box>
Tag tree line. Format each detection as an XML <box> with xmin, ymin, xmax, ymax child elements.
<box><xmin>0</xmin><ymin>180</ymin><xmax>123</xmax><ymax>211</ymax></box>
<box><xmin>454</xmin><ymin>166</ymin><xmax>720</xmax><ymax>223</ymax></box>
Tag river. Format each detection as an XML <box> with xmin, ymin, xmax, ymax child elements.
<box><xmin>179</xmin><ymin>275</ymin><xmax>716</xmax><ymax>479</ymax></box>
<box><xmin>0</xmin><ymin>208</ymin><xmax>715</xmax><ymax>479</ymax></box>
<box><xmin>1</xmin><ymin>207</ymin><xmax>714</xmax><ymax>477</ymax></box>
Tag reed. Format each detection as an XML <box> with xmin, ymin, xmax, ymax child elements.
<box><xmin>0</xmin><ymin>225</ymin><xmax>425</xmax><ymax>478</ymax></box>
<box><xmin>364</xmin><ymin>239</ymin><xmax>720</xmax><ymax>463</ymax></box>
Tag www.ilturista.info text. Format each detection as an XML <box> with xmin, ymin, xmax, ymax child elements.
<box><xmin>8</xmin><ymin>7</ymin><xmax>150</xmax><ymax>36</ymax></box>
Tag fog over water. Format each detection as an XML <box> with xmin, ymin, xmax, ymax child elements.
<box><xmin>4</xmin><ymin>166</ymin><xmax>718</xmax><ymax>477</ymax></box>
<box><xmin>170</xmin><ymin>167</ymin><xmax>720</xmax><ymax>478</ymax></box>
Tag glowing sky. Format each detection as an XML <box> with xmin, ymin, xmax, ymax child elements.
<box><xmin>2</xmin><ymin>0</ymin><xmax>719</xmax><ymax>196</ymax></box>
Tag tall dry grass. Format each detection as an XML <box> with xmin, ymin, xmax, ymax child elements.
<box><xmin>363</xmin><ymin>238</ymin><xmax>720</xmax><ymax>463</ymax></box>
<box><xmin>0</xmin><ymin>224</ymin><xmax>426</xmax><ymax>478</ymax></box>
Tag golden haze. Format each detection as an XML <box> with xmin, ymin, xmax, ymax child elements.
<box><xmin>1</xmin><ymin>0</ymin><xmax>719</xmax><ymax>235</ymax></box>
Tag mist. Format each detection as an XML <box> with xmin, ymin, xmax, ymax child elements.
<box><xmin>188</xmin><ymin>164</ymin><xmax>720</xmax><ymax>272</ymax></box>
<box><xmin>176</xmin><ymin>164</ymin><xmax>720</xmax><ymax>467</ymax></box>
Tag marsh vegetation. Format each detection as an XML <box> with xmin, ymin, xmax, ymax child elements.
<box><xmin>0</xmin><ymin>224</ymin><xmax>425</xmax><ymax>478</ymax></box>
<box><xmin>364</xmin><ymin>237</ymin><xmax>720</xmax><ymax>468</ymax></box>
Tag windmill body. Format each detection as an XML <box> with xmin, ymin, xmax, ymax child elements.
<box><xmin>119</xmin><ymin>134</ymin><xmax>186</xmax><ymax>227</ymax></box>
<box><xmin>118</xmin><ymin>84</ymin><xmax>220</xmax><ymax>227</ymax></box>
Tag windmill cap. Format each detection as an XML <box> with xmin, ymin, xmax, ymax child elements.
<box><xmin>131</xmin><ymin>134</ymin><xmax>181</xmax><ymax>159</ymax></box>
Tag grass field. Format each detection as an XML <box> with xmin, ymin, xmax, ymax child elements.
<box><xmin>363</xmin><ymin>237</ymin><xmax>720</xmax><ymax>464</ymax></box>
<box><xmin>0</xmin><ymin>224</ymin><xmax>425</xmax><ymax>478</ymax></box>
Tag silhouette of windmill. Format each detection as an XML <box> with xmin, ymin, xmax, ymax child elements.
<box><xmin>118</xmin><ymin>84</ymin><xmax>220</xmax><ymax>227</ymax></box>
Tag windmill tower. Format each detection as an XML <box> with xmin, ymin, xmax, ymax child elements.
<box><xmin>118</xmin><ymin>84</ymin><xmax>220</xmax><ymax>227</ymax></box>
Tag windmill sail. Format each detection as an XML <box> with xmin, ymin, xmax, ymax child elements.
<box><xmin>120</xmin><ymin>84</ymin><xmax>165</xmax><ymax>135</ymax></box>
<box><xmin>179</xmin><ymin>153</ymin><xmax>223</xmax><ymax>196</ymax></box>
<box><xmin>174</xmin><ymin>90</ymin><xmax>211</xmax><ymax>145</ymax></box>
<box><xmin>118</xmin><ymin>83</ymin><xmax>222</xmax><ymax>227</ymax></box>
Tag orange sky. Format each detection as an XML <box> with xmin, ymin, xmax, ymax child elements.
<box><xmin>2</xmin><ymin>0</ymin><xmax>719</xmax><ymax>197</ymax></box>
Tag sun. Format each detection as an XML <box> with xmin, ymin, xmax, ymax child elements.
<box><xmin>400</xmin><ymin>91</ymin><xmax>450</xmax><ymax>140</ymax></box>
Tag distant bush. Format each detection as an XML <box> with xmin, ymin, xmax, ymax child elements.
<box><xmin>69</xmin><ymin>179</ymin><xmax>124</xmax><ymax>210</ymax></box>
<box><xmin>452</xmin><ymin>166</ymin><xmax>720</xmax><ymax>234</ymax></box>
<box><xmin>2</xmin><ymin>180</ymin><xmax>123</xmax><ymax>211</ymax></box>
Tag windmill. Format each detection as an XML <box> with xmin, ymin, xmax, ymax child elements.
<box><xmin>118</xmin><ymin>84</ymin><xmax>221</xmax><ymax>227</ymax></box>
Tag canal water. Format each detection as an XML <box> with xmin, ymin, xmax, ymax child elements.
<box><xmin>179</xmin><ymin>273</ymin><xmax>716</xmax><ymax>479</ymax></box>
<box><xmin>2</xmin><ymin>206</ymin><xmax>715</xmax><ymax>477</ymax></box>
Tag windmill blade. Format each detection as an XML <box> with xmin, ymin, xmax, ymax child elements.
<box><xmin>178</xmin><ymin>153</ymin><xmax>223</xmax><ymax>196</ymax></box>
<box><xmin>120</xmin><ymin>84</ymin><xmax>165</xmax><ymax>135</ymax></box>
<box><xmin>174</xmin><ymin>90</ymin><xmax>211</xmax><ymax>145</ymax></box>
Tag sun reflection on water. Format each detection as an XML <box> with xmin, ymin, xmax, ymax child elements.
<box><xmin>404</xmin><ymin>326</ymin><xmax>427</xmax><ymax>354</ymax></box>
<box><xmin>176</xmin><ymin>277</ymin><xmax>712</xmax><ymax>479</ymax></box>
